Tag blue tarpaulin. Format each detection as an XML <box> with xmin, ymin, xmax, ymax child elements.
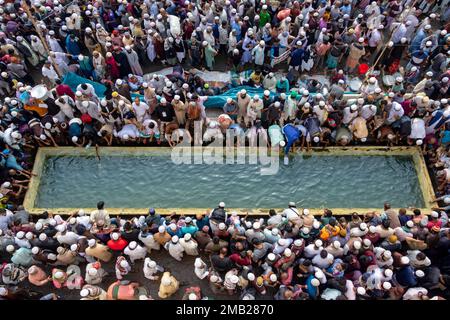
<box><xmin>203</xmin><ymin>86</ymin><xmax>277</xmax><ymax>108</ymax></box>
<box><xmin>62</xmin><ymin>72</ymin><xmax>144</xmax><ymax>100</ymax></box>
<box><xmin>62</xmin><ymin>72</ymin><xmax>356</xmax><ymax>110</ymax></box>
<box><xmin>62</xmin><ymin>72</ymin><xmax>107</xmax><ymax>97</ymax></box>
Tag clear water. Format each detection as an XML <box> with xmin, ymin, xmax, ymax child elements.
<box><xmin>35</xmin><ymin>154</ymin><xmax>425</xmax><ymax>209</ymax></box>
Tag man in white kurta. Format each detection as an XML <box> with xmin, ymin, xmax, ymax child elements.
<box><xmin>179</xmin><ymin>233</ymin><xmax>199</xmax><ymax>256</ymax></box>
<box><xmin>124</xmin><ymin>241</ymin><xmax>147</xmax><ymax>263</ymax></box>
<box><xmin>143</xmin><ymin>257</ymin><xmax>164</xmax><ymax>280</ymax></box>
<box><xmin>124</xmin><ymin>46</ymin><xmax>143</xmax><ymax>76</ymax></box>
<box><xmin>165</xmin><ymin>236</ymin><xmax>185</xmax><ymax>261</ymax></box>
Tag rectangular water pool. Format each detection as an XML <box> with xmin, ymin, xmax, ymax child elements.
<box><xmin>24</xmin><ymin>147</ymin><xmax>434</xmax><ymax>215</ymax></box>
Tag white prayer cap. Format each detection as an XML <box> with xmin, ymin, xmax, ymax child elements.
<box><xmin>80</xmin><ymin>289</ymin><xmax>89</xmax><ymax>297</ymax></box>
<box><xmin>31</xmin><ymin>246</ymin><xmax>40</xmax><ymax>254</ymax></box>
<box><xmin>158</xmin><ymin>226</ymin><xmax>165</xmax><ymax>233</ymax></box>
<box><xmin>259</xmin><ymin>40</ymin><xmax>265</xmax><ymax>46</ymax></box>
<box><xmin>384</xmin><ymin>269</ymin><xmax>393</xmax><ymax>277</ymax></box>
<box><xmin>188</xmin><ymin>293</ymin><xmax>197</xmax><ymax>300</ymax></box>
<box><xmin>357</xmin><ymin>287</ymin><xmax>366</xmax><ymax>295</ymax></box>
<box><xmin>426</xmin><ymin>71</ymin><xmax>433</xmax><ymax>77</ymax></box>
<box><xmin>16</xmin><ymin>231</ymin><xmax>25</xmax><ymax>239</ymax></box>
<box><xmin>358</xmin><ymin>37</ymin><xmax>364</xmax><ymax>43</ymax></box>
<box><xmin>38</xmin><ymin>233</ymin><xmax>47</xmax><ymax>241</ymax></box>
<box><xmin>415</xmin><ymin>270</ymin><xmax>425</xmax><ymax>278</ymax></box>
<box><xmin>401</xmin><ymin>37</ymin><xmax>407</xmax><ymax>43</ymax></box>
<box><xmin>353</xmin><ymin>240</ymin><xmax>361</xmax><ymax>249</ymax></box>
<box><xmin>173</xmin><ymin>95</ymin><xmax>180</xmax><ymax>100</ymax></box>
<box><xmin>382</xmin><ymin>282</ymin><xmax>392</xmax><ymax>290</ymax></box>
<box><xmin>230</xmin><ymin>275</ymin><xmax>239</xmax><ymax>284</ymax></box>
<box><xmin>6</xmin><ymin>245</ymin><xmax>15</xmax><ymax>253</ymax></box>
<box><xmin>401</xmin><ymin>256</ymin><xmax>410</xmax><ymax>265</ymax></box>
<box><xmin>219</xmin><ymin>222</ymin><xmax>226</xmax><ymax>230</ymax></box>
<box><xmin>172</xmin><ymin>235</ymin><xmax>179</xmax><ymax>243</ymax></box>
<box><xmin>424</xmin><ymin>24</ymin><xmax>431</xmax><ymax>30</ymax></box>
<box><xmin>416</xmin><ymin>139</ymin><xmax>423</xmax><ymax>146</ymax></box>
<box><xmin>369</xmin><ymin>77</ymin><xmax>376</xmax><ymax>83</ymax></box>
<box><xmin>253</xmin><ymin>222</ymin><xmax>261</xmax><ymax>229</ymax></box>
<box><xmin>363</xmin><ymin>239</ymin><xmax>371</xmax><ymax>247</ymax></box>
<box><xmin>120</xmin><ymin>260</ymin><xmax>129</xmax><ymax>268</ymax></box>
<box><xmin>247</xmin><ymin>273</ymin><xmax>255</xmax><ymax>281</ymax></box>
<box><xmin>431</xmin><ymin>211</ymin><xmax>439</xmax><ymax>218</ymax></box>
<box><xmin>270</xmin><ymin>274</ymin><xmax>277</xmax><ymax>282</ymax></box>
<box><xmin>311</xmin><ymin>278</ymin><xmax>320</xmax><ymax>286</ymax></box>
<box><xmin>284</xmin><ymin>248</ymin><xmax>292</xmax><ymax>257</ymax></box>
<box><xmin>78</xmin><ymin>54</ymin><xmax>84</xmax><ymax>61</ymax></box>
<box><xmin>184</xmin><ymin>233</ymin><xmax>192</xmax><ymax>241</ymax></box>
<box><xmin>350</xmin><ymin>104</ymin><xmax>358</xmax><ymax>111</ymax></box>
<box><xmin>111</xmin><ymin>232</ymin><xmax>120</xmax><ymax>240</ymax></box>
<box><xmin>70</xmin><ymin>244</ymin><xmax>78</xmax><ymax>252</ymax></box>
<box><xmin>28</xmin><ymin>266</ymin><xmax>39</xmax><ymax>275</ymax></box>
<box><xmin>219</xmin><ymin>202</ymin><xmax>225</xmax><ymax>208</ymax></box>
<box><xmin>125</xmin><ymin>45</ymin><xmax>131</xmax><ymax>50</ymax></box>
<box><xmin>160</xmin><ymin>98</ymin><xmax>167</xmax><ymax>104</ymax></box>
<box><xmin>129</xmin><ymin>241</ymin><xmax>137</xmax><ymax>249</ymax></box>
<box><xmin>314</xmin><ymin>239</ymin><xmax>323</xmax><ymax>247</ymax></box>
<box><xmin>88</xmin><ymin>239</ymin><xmax>96</xmax><ymax>247</ymax></box>
<box><xmin>333</xmin><ymin>241</ymin><xmax>341</xmax><ymax>249</ymax></box>
<box><xmin>85</xmin><ymin>27</ymin><xmax>92</xmax><ymax>33</ymax></box>
<box><xmin>54</xmin><ymin>271</ymin><xmax>65</xmax><ymax>279</ymax></box>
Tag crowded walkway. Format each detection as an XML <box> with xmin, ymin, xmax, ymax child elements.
<box><xmin>0</xmin><ymin>0</ymin><xmax>449</xmax><ymax>300</ymax></box>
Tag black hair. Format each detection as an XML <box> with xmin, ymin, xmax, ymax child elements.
<box><xmin>75</xmin><ymin>224</ymin><xmax>86</xmax><ymax>235</ymax></box>
<box><xmin>97</xmin><ymin>201</ymin><xmax>105</xmax><ymax>210</ymax></box>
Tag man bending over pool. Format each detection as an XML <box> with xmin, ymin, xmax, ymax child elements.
<box><xmin>282</xmin><ymin>123</ymin><xmax>305</xmax><ymax>165</ymax></box>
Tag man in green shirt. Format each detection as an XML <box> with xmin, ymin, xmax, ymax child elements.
<box><xmin>259</xmin><ymin>5</ymin><xmax>271</xmax><ymax>28</ymax></box>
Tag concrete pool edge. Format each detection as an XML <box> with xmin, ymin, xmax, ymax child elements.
<box><xmin>23</xmin><ymin>146</ymin><xmax>435</xmax><ymax>216</ymax></box>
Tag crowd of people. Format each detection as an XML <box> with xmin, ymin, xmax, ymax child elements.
<box><xmin>0</xmin><ymin>201</ymin><xmax>449</xmax><ymax>300</ymax></box>
<box><xmin>0</xmin><ymin>0</ymin><xmax>449</xmax><ymax>300</ymax></box>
